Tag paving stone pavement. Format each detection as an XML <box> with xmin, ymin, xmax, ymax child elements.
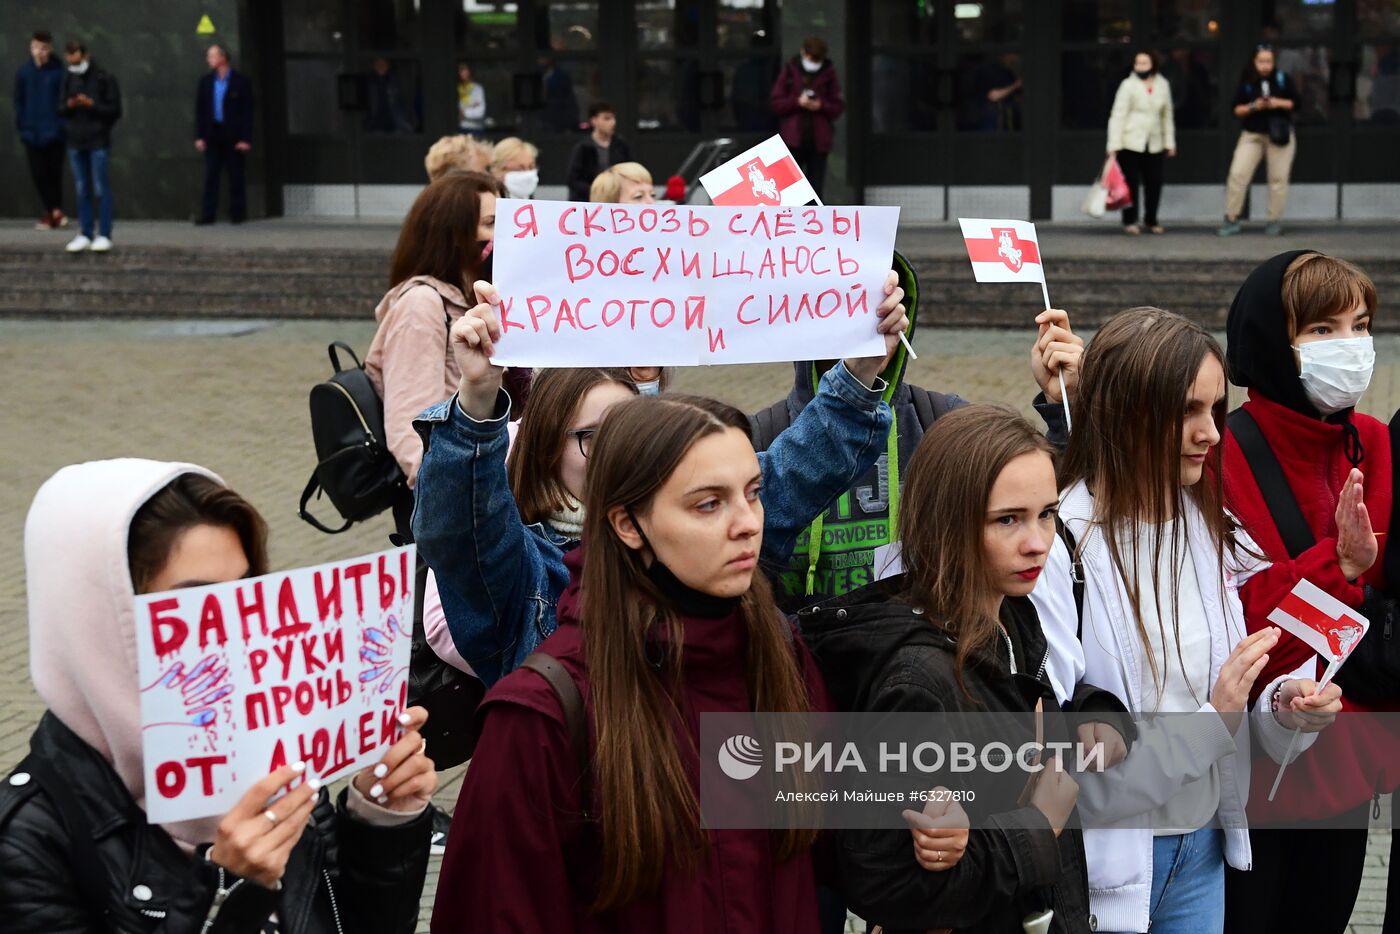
<box><xmin>1</xmin><ymin>318</ymin><xmax>1396</xmax><ymax>932</ymax></box>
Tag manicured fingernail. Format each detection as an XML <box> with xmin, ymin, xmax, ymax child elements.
<box><xmin>292</xmin><ymin>761</ymin><xmax>306</xmax><ymax>773</ymax></box>
<box><xmin>370</xmin><ymin>783</ymin><xmax>383</xmax><ymax>798</ymax></box>
<box><xmin>373</xmin><ymin>763</ymin><xmax>388</xmax><ymax>779</ymax></box>
<box><xmin>377</xmin><ymin>795</ymin><xmax>389</xmax><ymax>805</ymax></box>
<box><xmin>398</xmin><ymin>712</ymin><xmax>412</xmax><ymax>726</ymax></box>
<box><xmin>307</xmin><ymin>778</ymin><xmax>322</xmax><ymax>792</ymax></box>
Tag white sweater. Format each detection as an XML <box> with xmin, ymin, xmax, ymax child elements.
<box><xmin>1107</xmin><ymin>74</ymin><xmax>1177</xmax><ymax>154</ymax></box>
<box><xmin>1030</xmin><ymin>482</ymin><xmax>1314</xmax><ymax>934</ymax></box>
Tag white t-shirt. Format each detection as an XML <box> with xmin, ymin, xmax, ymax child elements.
<box><xmin>1131</xmin><ymin>519</ymin><xmax>1221</xmax><ymax>835</ymax></box>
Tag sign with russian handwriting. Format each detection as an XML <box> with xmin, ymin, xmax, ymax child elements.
<box><xmin>490</xmin><ymin>199</ymin><xmax>900</xmax><ymax>367</ymax></box>
<box><xmin>135</xmin><ymin>547</ymin><xmax>415</xmax><ymax>822</ymax></box>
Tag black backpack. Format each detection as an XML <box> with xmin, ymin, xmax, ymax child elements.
<box><xmin>298</xmin><ymin>341</ymin><xmax>408</xmax><ymax>534</ymax></box>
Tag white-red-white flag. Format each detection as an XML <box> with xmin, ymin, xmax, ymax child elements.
<box><xmin>957</xmin><ymin>218</ymin><xmax>1046</xmax><ymax>285</ymax></box>
<box><xmin>1267</xmin><ymin>578</ymin><xmax>1370</xmax><ymax>668</ymax></box>
<box><xmin>699</xmin><ymin>135</ymin><xmax>818</xmax><ymax>207</ymax></box>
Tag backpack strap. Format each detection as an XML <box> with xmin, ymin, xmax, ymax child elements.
<box><xmin>1055</xmin><ymin>517</ymin><xmax>1086</xmax><ymax>641</ymax></box>
<box><xmin>749</xmin><ymin>400</ymin><xmax>794</xmax><ymax>453</ymax></box>
<box><xmin>1227</xmin><ymin>408</ymin><xmax>1315</xmax><ymax>559</ymax></box>
<box><xmin>520</xmin><ymin>653</ymin><xmax>593</xmax><ymax>820</ymax></box>
<box><xmin>17</xmin><ymin>753</ymin><xmax>115</xmax><ymax>920</ymax></box>
<box><xmin>297</xmin><ymin>474</ymin><xmax>353</xmax><ymax>534</ymax></box>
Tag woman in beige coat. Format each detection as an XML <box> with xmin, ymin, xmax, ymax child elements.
<box><xmin>1107</xmin><ymin>50</ymin><xmax>1177</xmax><ymax>234</ymax></box>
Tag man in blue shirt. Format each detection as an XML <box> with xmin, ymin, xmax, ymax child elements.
<box><xmin>194</xmin><ymin>44</ymin><xmax>253</xmax><ymax>224</ymax></box>
<box><xmin>14</xmin><ymin>30</ymin><xmax>67</xmax><ymax>230</ymax></box>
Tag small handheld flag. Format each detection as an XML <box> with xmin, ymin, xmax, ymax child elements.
<box><xmin>1267</xmin><ymin>578</ymin><xmax>1370</xmax><ymax>668</ymax></box>
<box><xmin>700</xmin><ymin>135</ymin><xmax>820</xmax><ymax>208</ymax></box>
<box><xmin>957</xmin><ymin>218</ymin><xmax>1068</xmax><ymax>428</ymax></box>
<box><xmin>1265</xmin><ymin>579</ymin><xmax>1369</xmax><ymax>800</ymax></box>
<box><xmin>958</xmin><ymin>218</ymin><xmax>1046</xmax><ymax>285</ymax></box>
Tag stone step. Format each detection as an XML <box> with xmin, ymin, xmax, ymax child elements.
<box><xmin>1</xmin><ymin>248</ymin><xmax>1393</xmax><ymax>331</ymax></box>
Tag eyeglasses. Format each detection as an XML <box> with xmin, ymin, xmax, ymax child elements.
<box><xmin>568</xmin><ymin>427</ymin><xmax>598</xmax><ymax>459</ymax></box>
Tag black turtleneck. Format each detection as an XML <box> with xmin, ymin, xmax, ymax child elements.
<box><xmin>645</xmin><ymin>559</ymin><xmax>742</xmax><ymax>619</ymax></box>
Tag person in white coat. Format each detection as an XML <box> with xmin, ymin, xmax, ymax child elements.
<box><xmin>1107</xmin><ymin>52</ymin><xmax>1177</xmax><ymax>235</ymax></box>
<box><xmin>1030</xmin><ymin>307</ymin><xmax>1343</xmax><ymax>934</ymax></box>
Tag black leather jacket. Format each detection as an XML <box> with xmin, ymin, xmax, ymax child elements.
<box><xmin>0</xmin><ymin>713</ymin><xmax>431</xmax><ymax>933</ymax></box>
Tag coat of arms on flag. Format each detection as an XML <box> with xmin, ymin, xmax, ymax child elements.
<box><xmin>699</xmin><ymin>135</ymin><xmax>819</xmax><ymax>207</ymax></box>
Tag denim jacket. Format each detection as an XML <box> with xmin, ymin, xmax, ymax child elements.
<box><xmin>412</xmin><ymin>363</ymin><xmax>892</xmax><ymax>686</ymax></box>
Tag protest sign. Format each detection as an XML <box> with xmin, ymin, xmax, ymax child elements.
<box><xmin>699</xmin><ymin>135</ymin><xmax>820</xmax><ymax>207</ymax></box>
<box><xmin>489</xmin><ymin>199</ymin><xmax>899</xmax><ymax>367</ymax></box>
<box><xmin>135</xmin><ymin>546</ymin><xmax>415</xmax><ymax>823</ymax></box>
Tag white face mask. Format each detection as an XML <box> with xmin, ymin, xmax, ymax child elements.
<box><xmin>634</xmin><ymin>378</ymin><xmax>662</xmax><ymax>397</ymax></box>
<box><xmin>801</xmin><ymin>56</ymin><xmax>822</xmax><ymax>74</ymax></box>
<box><xmin>68</xmin><ymin>60</ymin><xmax>90</xmax><ymax>75</ymax></box>
<box><xmin>503</xmin><ymin>169</ymin><xmax>538</xmax><ymax>199</ymax></box>
<box><xmin>1295</xmin><ymin>336</ymin><xmax>1375</xmax><ymax>415</ymax></box>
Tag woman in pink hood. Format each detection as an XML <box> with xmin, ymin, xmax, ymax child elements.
<box><xmin>0</xmin><ymin>459</ymin><xmax>436</xmax><ymax>932</ymax></box>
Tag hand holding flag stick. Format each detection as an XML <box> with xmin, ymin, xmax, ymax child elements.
<box><xmin>1264</xmin><ymin>579</ymin><xmax>1364</xmax><ymax>800</ymax></box>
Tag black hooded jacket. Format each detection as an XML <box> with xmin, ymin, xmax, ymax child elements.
<box><xmin>798</xmin><ymin>578</ymin><xmax>1130</xmax><ymax>934</ymax></box>
<box><xmin>751</xmin><ymin>252</ymin><xmax>1070</xmax><ymax>613</ymax></box>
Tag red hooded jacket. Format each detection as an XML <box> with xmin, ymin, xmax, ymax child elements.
<box><xmin>432</xmin><ymin>546</ymin><xmax>831</xmax><ymax>933</ymax></box>
<box><xmin>1222</xmin><ymin>251</ymin><xmax>1400</xmax><ymax>820</ymax></box>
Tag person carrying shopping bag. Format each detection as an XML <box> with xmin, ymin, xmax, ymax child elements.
<box><xmin>1107</xmin><ymin>51</ymin><xmax>1177</xmax><ymax>235</ymax></box>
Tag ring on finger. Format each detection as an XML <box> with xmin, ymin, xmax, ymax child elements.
<box><xmin>263</xmin><ymin>809</ymin><xmax>279</xmax><ymax>826</ymax></box>
<box><xmin>419</xmin><ymin>738</ymin><xmax>428</xmax><ymax>756</ymax></box>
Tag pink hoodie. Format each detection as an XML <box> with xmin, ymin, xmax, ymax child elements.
<box><xmin>364</xmin><ymin>276</ymin><xmax>468</xmax><ymax>487</ymax></box>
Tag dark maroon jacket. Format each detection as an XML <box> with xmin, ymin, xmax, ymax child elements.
<box><xmin>432</xmin><ymin>545</ymin><xmax>831</xmax><ymax>933</ymax></box>
<box><xmin>771</xmin><ymin>58</ymin><xmax>844</xmax><ymax>154</ymax></box>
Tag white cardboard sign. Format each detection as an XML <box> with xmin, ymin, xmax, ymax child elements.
<box><xmin>489</xmin><ymin>199</ymin><xmax>900</xmax><ymax>367</ymax></box>
<box><xmin>135</xmin><ymin>547</ymin><xmax>415</xmax><ymax>823</ymax></box>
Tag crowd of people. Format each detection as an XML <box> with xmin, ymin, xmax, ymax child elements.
<box><xmin>5</xmin><ymin>25</ymin><xmax>1399</xmax><ymax>934</ymax></box>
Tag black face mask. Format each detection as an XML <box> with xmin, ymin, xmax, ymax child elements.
<box><xmin>626</xmin><ymin>507</ymin><xmax>742</xmax><ymax>619</ymax></box>
<box><xmin>1135</xmin><ymin>68</ymin><xmax>1154</xmax><ymax>79</ymax></box>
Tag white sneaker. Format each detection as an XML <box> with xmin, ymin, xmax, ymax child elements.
<box><xmin>90</xmin><ymin>236</ymin><xmax>113</xmax><ymax>252</ymax></box>
<box><xmin>65</xmin><ymin>235</ymin><xmax>92</xmax><ymax>253</ymax></box>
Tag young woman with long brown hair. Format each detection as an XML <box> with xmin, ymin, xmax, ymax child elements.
<box><xmin>1030</xmin><ymin>308</ymin><xmax>1343</xmax><ymax>934</ymax></box>
<box><xmin>433</xmin><ymin>393</ymin><xmax>828</xmax><ymax>931</ymax></box>
<box><xmin>802</xmin><ymin>405</ymin><xmax>1128</xmax><ymax>933</ymax></box>
<box><xmin>364</xmin><ymin>169</ymin><xmax>533</xmax><ymax>538</ymax></box>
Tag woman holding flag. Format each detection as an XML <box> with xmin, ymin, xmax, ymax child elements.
<box><xmin>1031</xmin><ymin>307</ymin><xmax>1342</xmax><ymax>934</ymax></box>
<box><xmin>1218</xmin><ymin>251</ymin><xmax>1400</xmax><ymax>934</ymax></box>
